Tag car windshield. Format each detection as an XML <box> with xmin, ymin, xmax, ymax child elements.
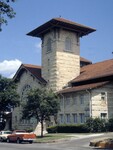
<box><xmin>4</xmin><ymin>131</ymin><xmax>12</xmax><ymax>134</ymax></box>
<box><xmin>15</xmin><ymin>130</ymin><xmax>26</xmax><ymax>133</ymax></box>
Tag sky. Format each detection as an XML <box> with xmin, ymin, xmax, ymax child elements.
<box><xmin>0</xmin><ymin>0</ymin><xmax>113</xmax><ymax>78</ymax></box>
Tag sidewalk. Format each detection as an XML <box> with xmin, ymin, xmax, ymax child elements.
<box><xmin>67</xmin><ymin>133</ymin><xmax>104</xmax><ymax>139</ymax></box>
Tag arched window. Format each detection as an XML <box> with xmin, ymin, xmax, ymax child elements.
<box><xmin>21</xmin><ymin>84</ymin><xmax>31</xmax><ymax>101</ymax></box>
<box><xmin>47</xmin><ymin>38</ymin><xmax>52</xmax><ymax>52</ymax></box>
<box><xmin>65</xmin><ymin>37</ymin><xmax>71</xmax><ymax>51</ymax></box>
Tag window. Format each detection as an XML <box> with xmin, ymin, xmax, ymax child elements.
<box><xmin>73</xmin><ymin>96</ymin><xmax>77</xmax><ymax>105</ymax></box>
<box><xmin>47</xmin><ymin>38</ymin><xmax>52</xmax><ymax>52</ymax></box>
<box><xmin>21</xmin><ymin>84</ymin><xmax>31</xmax><ymax>101</ymax></box>
<box><xmin>60</xmin><ymin>114</ymin><xmax>64</xmax><ymax>123</ymax></box>
<box><xmin>72</xmin><ymin>114</ymin><xmax>77</xmax><ymax>123</ymax></box>
<box><xmin>101</xmin><ymin>113</ymin><xmax>107</xmax><ymax>119</ymax></box>
<box><xmin>66</xmin><ymin>114</ymin><xmax>70</xmax><ymax>123</ymax></box>
<box><xmin>79</xmin><ymin>113</ymin><xmax>85</xmax><ymax>123</ymax></box>
<box><xmin>80</xmin><ymin>95</ymin><xmax>84</xmax><ymax>104</ymax></box>
<box><xmin>65</xmin><ymin>97</ymin><xmax>70</xmax><ymax>106</ymax></box>
<box><xmin>65</xmin><ymin>37</ymin><xmax>71</xmax><ymax>51</ymax></box>
<box><xmin>101</xmin><ymin>92</ymin><xmax>106</xmax><ymax>100</ymax></box>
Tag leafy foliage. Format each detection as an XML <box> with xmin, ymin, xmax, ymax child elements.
<box><xmin>85</xmin><ymin>117</ymin><xmax>106</xmax><ymax>133</ymax></box>
<box><xmin>22</xmin><ymin>88</ymin><xmax>60</xmax><ymax>137</ymax></box>
<box><xmin>0</xmin><ymin>0</ymin><xmax>16</xmax><ymax>31</ymax></box>
<box><xmin>0</xmin><ymin>75</ymin><xmax>19</xmax><ymax>111</ymax></box>
<box><xmin>107</xmin><ymin>118</ymin><xmax>113</xmax><ymax>132</ymax></box>
<box><xmin>0</xmin><ymin>75</ymin><xmax>19</xmax><ymax>130</ymax></box>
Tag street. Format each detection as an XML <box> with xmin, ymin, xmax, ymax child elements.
<box><xmin>0</xmin><ymin>133</ymin><xmax>113</xmax><ymax>150</ymax></box>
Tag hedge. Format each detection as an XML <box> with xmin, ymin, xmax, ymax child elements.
<box><xmin>47</xmin><ymin>124</ymin><xmax>89</xmax><ymax>133</ymax></box>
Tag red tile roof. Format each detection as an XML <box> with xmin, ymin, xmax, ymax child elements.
<box><xmin>27</xmin><ymin>18</ymin><xmax>96</xmax><ymax>38</ymax></box>
<box><xmin>23</xmin><ymin>64</ymin><xmax>47</xmax><ymax>83</ymax></box>
<box><xmin>59</xmin><ymin>81</ymin><xmax>110</xmax><ymax>94</ymax></box>
<box><xmin>71</xmin><ymin>59</ymin><xmax>113</xmax><ymax>84</ymax></box>
<box><xmin>13</xmin><ymin>58</ymin><xmax>113</xmax><ymax>94</ymax></box>
<box><xmin>80</xmin><ymin>57</ymin><xmax>92</xmax><ymax>64</ymax></box>
<box><xmin>13</xmin><ymin>64</ymin><xmax>47</xmax><ymax>84</ymax></box>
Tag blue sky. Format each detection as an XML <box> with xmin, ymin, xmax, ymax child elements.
<box><xmin>0</xmin><ymin>0</ymin><xmax>113</xmax><ymax>78</ymax></box>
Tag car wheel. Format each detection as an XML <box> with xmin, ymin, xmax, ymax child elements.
<box><xmin>17</xmin><ymin>138</ymin><xmax>21</xmax><ymax>144</ymax></box>
<box><xmin>29</xmin><ymin>141</ymin><xmax>33</xmax><ymax>144</ymax></box>
<box><xmin>7</xmin><ymin>138</ymin><xmax>10</xmax><ymax>143</ymax></box>
<box><xmin>0</xmin><ymin>137</ymin><xmax>3</xmax><ymax>142</ymax></box>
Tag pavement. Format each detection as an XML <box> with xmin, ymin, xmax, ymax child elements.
<box><xmin>36</xmin><ymin>132</ymin><xmax>113</xmax><ymax>149</ymax></box>
<box><xmin>57</xmin><ymin>133</ymin><xmax>113</xmax><ymax>149</ymax></box>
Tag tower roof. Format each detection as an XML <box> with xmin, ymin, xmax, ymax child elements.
<box><xmin>27</xmin><ymin>18</ymin><xmax>96</xmax><ymax>38</ymax></box>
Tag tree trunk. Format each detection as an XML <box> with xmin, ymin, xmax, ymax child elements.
<box><xmin>40</xmin><ymin>120</ymin><xmax>43</xmax><ymax>137</ymax></box>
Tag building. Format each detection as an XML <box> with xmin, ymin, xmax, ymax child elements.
<box><xmin>12</xmin><ymin>18</ymin><xmax>113</xmax><ymax>131</ymax></box>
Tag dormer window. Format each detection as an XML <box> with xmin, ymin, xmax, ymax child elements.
<box><xmin>65</xmin><ymin>37</ymin><xmax>72</xmax><ymax>52</ymax></box>
<box><xmin>47</xmin><ymin>38</ymin><xmax>52</xmax><ymax>53</ymax></box>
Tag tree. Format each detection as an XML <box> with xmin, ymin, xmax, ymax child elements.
<box><xmin>22</xmin><ymin>88</ymin><xmax>60</xmax><ymax>137</ymax></box>
<box><xmin>0</xmin><ymin>0</ymin><xmax>16</xmax><ymax>31</ymax></box>
<box><xmin>0</xmin><ymin>75</ymin><xmax>19</xmax><ymax>130</ymax></box>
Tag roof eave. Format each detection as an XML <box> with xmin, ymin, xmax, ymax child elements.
<box><xmin>71</xmin><ymin>74</ymin><xmax>113</xmax><ymax>86</ymax></box>
<box><xmin>27</xmin><ymin>18</ymin><xmax>96</xmax><ymax>38</ymax></box>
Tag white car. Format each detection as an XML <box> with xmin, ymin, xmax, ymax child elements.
<box><xmin>0</xmin><ymin>131</ymin><xmax>12</xmax><ymax>142</ymax></box>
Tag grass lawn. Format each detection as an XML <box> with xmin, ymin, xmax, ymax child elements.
<box><xmin>35</xmin><ymin>133</ymin><xmax>75</xmax><ymax>143</ymax></box>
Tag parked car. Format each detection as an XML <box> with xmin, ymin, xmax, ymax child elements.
<box><xmin>7</xmin><ymin>130</ymin><xmax>36</xmax><ymax>144</ymax></box>
<box><xmin>0</xmin><ymin>131</ymin><xmax>12</xmax><ymax>142</ymax></box>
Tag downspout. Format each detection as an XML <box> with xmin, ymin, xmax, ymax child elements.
<box><xmin>86</xmin><ymin>89</ymin><xmax>92</xmax><ymax>118</ymax></box>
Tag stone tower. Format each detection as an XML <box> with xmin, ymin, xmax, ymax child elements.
<box><xmin>27</xmin><ymin>18</ymin><xmax>95</xmax><ymax>91</ymax></box>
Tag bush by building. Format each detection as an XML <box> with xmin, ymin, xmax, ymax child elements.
<box><xmin>47</xmin><ymin>118</ymin><xmax>113</xmax><ymax>133</ymax></box>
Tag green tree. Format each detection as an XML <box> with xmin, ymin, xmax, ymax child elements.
<box><xmin>22</xmin><ymin>88</ymin><xmax>60</xmax><ymax>137</ymax></box>
<box><xmin>0</xmin><ymin>0</ymin><xmax>16</xmax><ymax>31</ymax></box>
<box><xmin>0</xmin><ymin>75</ymin><xmax>19</xmax><ymax>130</ymax></box>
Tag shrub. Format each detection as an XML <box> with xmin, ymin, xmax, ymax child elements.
<box><xmin>85</xmin><ymin>117</ymin><xmax>106</xmax><ymax>133</ymax></box>
<box><xmin>107</xmin><ymin>118</ymin><xmax>113</xmax><ymax>132</ymax></box>
<box><xmin>47</xmin><ymin>124</ymin><xmax>89</xmax><ymax>133</ymax></box>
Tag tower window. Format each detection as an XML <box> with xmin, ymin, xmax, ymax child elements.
<box><xmin>47</xmin><ymin>38</ymin><xmax>52</xmax><ymax>52</ymax></box>
<box><xmin>65</xmin><ymin>37</ymin><xmax>71</xmax><ymax>51</ymax></box>
<box><xmin>101</xmin><ymin>92</ymin><xmax>106</xmax><ymax>100</ymax></box>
